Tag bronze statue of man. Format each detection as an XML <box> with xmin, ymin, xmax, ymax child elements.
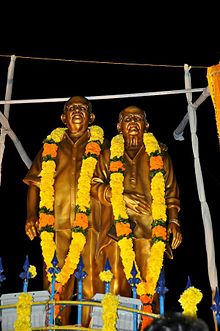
<box><xmin>24</xmin><ymin>96</ymin><xmax>103</xmax><ymax>327</ymax></box>
<box><xmin>91</xmin><ymin>105</ymin><xmax>182</xmax><ymax>304</ymax></box>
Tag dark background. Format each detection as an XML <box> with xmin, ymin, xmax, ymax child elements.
<box><xmin>0</xmin><ymin>6</ymin><xmax>220</xmax><ymax>330</ymax></box>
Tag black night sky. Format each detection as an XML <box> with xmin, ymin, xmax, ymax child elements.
<box><xmin>0</xmin><ymin>6</ymin><xmax>220</xmax><ymax>330</ymax></box>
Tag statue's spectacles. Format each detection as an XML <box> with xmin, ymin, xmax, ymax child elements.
<box><xmin>65</xmin><ymin>104</ymin><xmax>89</xmax><ymax>113</ymax></box>
<box><xmin>122</xmin><ymin>114</ymin><xmax>144</xmax><ymax>122</ymax></box>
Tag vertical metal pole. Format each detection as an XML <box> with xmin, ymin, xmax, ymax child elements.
<box><xmin>77</xmin><ymin>279</ymin><xmax>83</xmax><ymax>326</ymax></box>
<box><xmin>132</xmin><ymin>286</ymin><xmax>137</xmax><ymax>331</ymax></box>
<box><xmin>49</xmin><ymin>275</ymin><xmax>56</xmax><ymax>330</ymax></box>
<box><xmin>0</xmin><ymin>55</ymin><xmax>16</xmax><ymax>185</ymax></box>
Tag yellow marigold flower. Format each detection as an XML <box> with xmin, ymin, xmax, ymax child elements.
<box><xmin>28</xmin><ymin>265</ymin><xmax>37</xmax><ymax>278</ymax></box>
<box><xmin>41</xmin><ymin>159</ymin><xmax>56</xmax><ymax>173</ymax></box>
<box><xmin>110</xmin><ymin>183</ymin><xmax>124</xmax><ymax>196</ymax></box>
<box><xmin>99</xmin><ymin>270</ymin><xmax>114</xmax><ymax>282</ymax></box>
<box><xmin>39</xmin><ymin>195</ymin><xmax>54</xmax><ymax>210</ymax></box>
<box><xmin>152</xmin><ymin>201</ymin><xmax>167</xmax><ymax>221</ymax></box>
<box><xmin>112</xmin><ymin>206</ymin><xmax>127</xmax><ymax>220</ymax></box>
<box><xmin>137</xmin><ymin>281</ymin><xmax>148</xmax><ymax>296</ymax></box>
<box><xmin>144</xmin><ymin>133</ymin><xmax>161</xmax><ymax>154</ymax></box>
<box><xmin>82</xmin><ymin>157</ymin><xmax>97</xmax><ymax>170</ymax></box>
<box><xmin>110</xmin><ymin>172</ymin><xmax>124</xmax><ymax>186</ymax></box>
<box><xmin>50</xmin><ymin>127</ymin><xmax>66</xmax><ymax>142</ymax></box>
<box><xmin>89</xmin><ymin>125</ymin><xmax>104</xmax><ymax>143</ymax></box>
<box><xmin>152</xmin><ymin>172</ymin><xmax>165</xmax><ymax>190</ymax></box>
<box><xmin>178</xmin><ymin>286</ymin><xmax>203</xmax><ymax>317</ymax></box>
<box><xmin>110</xmin><ymin>134</ymin><xmax>125</xmax><ymax>158</ymax></box>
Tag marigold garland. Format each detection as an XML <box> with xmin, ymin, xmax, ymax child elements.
<box><xmin>207</xmin><ymin>63</ymin><xmax>220</xmax><ymax>143</ymax></box>
<box><xmin>39</xmin><ymin>125</ymin><xmax>104</xmax><ymax>286</ymax></box>
<box><xmin>109</xmin><ymin>132</ymin><xmax>167</xmax><ymax>329</ymax></box>
<box><xmin>101</xmin><ymin>293</ymin><xmax>119</xmax><ymax>331</ymax></box>
<box><xmin>14</xmin><ymin>293</ymin><xmax>33</xmax><ymax>331</ymax></box>
<box><xmin>14</xmin><ymin>266</ymin><xmax>37</xmax><ymax>331</ymax></box>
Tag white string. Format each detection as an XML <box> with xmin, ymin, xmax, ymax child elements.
<box><xmin>0</xmin><ymin>88</ymin><xmax>205</xmax><ymax>105</ymax></box>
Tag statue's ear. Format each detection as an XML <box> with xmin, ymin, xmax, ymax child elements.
<box><xmin>61</xmin><ymin>114</ymin><xmax>66</xmax><ymax>125</ymax></box>
<box><xmin>145</xmin><ymin>121</ymin><xmax>149</xmax><ymax>132</ymax></box>
<box><xmin>89</xmin><ymin>113</ymin><xmax>95</xmax><ymax>124</ymax></box>
<box><xmin>117</xmin><ymin>122</ymin><xmax>122</xmax><ymax>133</ymax></box>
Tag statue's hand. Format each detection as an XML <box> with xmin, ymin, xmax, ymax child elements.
<box><xmin>25</xmin><ymin>217</ymin><xmax>39</xmax><ymax>240</ymax></box>
<box><xmin>123</xmin><ymin>192</ymin><xmax>151</xmax><ymax>214</ymax></box>
<box><xmin>167</xmin><ymin>222</ymin><xmax>182</xmax><ymax>249</ymax></box>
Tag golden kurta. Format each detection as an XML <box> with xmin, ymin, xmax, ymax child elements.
<box><xmin>23</xmin><ymin>130</ymin><xmax>101</xmax><ymax>325</ymax></box>
<box><xmin>91</xmin><ymin>142</ymin><xmax>180</xmax><ymax>297</ymax></box>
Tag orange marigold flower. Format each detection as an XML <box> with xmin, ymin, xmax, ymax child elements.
<box><xmin>48</xmin><ymin>282</ymin><xmax>63</xmax><ymax>317</ymax></box>
<box><xmin>152</xmin><ymin>225</ymin><xmax>167</xmax><ymax>240</ymax></box>
<box><xmin>54</xmin><ymin>293</ymin><xmax>61</xmax><ymax>316</ymax></box>
<box><xmin>39</xmin><ymin>213</ymin><xmax>55</xmax><ymax>228</ymax></box>
<box><xmin>85</xmin><ymin>142</ymin><xmax>101</xmax><ymax>155</ymax></box>
<box><xmin>150</xmin><ymin>155</ymin><xmax>163</xmax><ymax>170</ymax></box>
<box><xmin>140</xmin><ymin>294</ymin><xmax>152</xmax><ymax>305</ymax></box>
<box><xmin>42</xmin><ymin>143</ymin><xmax>58</xmax><ymax>158</ymax></box>
<box><xmin>73</xmin><ymin>213</ymin><xmax>88</xmax><ymax>230</ymax></box>
<box><xmin>141</xmin><ymin>304</ymin><xmax>154</xmax><ymax>330</ymax></box>
<box><xmin>143</xmin><ymin>304</ymin><xmax>153</xmax><ymax>313</ymax></box>
<box><xmin>109</xmin><ymin>160</ymin><xmax>125</xmax><ymax>172</ymax></box>
<box><xmin>141</xmin><ymin>314</ymin><xmax>153</xmax><ymax>330</ymax></box>
<box><xmin>116</xmin><ymin>222</ymin><xmax>132</xmax><ymax>236</ymax></box>
<box><xmin>49</xmin><ymin>282</ymin><xmax>63</xmax><ymax>294</ymax></box>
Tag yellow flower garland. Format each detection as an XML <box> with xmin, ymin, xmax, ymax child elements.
<box><xmin>14</xmin><ymin>265</ymin><xmax>37</xmax><ymax>331</ymax></box>
<box><xmin>101</xmin><ymin>293</ymin><xmax>119</xmax><ymax>331</ymax></box>
<box><xmin>39</xmin><ymin>125</ymin><xmax>104</xmax><ymax>286</ymax></box>
<box><xmin>14</xmin><ymin>293</ymin><xmax>33</xmax><ymax>331</ymax></box>
<box><xmin>207</xmin><ymin>63</ymin><xmax>220</xmax><ymax>143</ymax></box>
<box><xmin>109</xmin><ymin>132</ymin><xmax>167</xmax><ymax>329</ymax></box>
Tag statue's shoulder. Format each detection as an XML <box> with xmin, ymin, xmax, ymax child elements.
<box><xmin>159</xmin><ymin>141</ymin><xmax>168</xmax><ymax>154</ymax></box>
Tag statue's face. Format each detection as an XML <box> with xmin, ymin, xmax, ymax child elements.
<box><xmin>61</xmin><ymin>97</ymin><xmax>91</xmax><ymax>136</ymax></box>
<box><xmin>119</xmin><ymin>106</ymin><xmax>147</xmax><ymax>142</ymax></box>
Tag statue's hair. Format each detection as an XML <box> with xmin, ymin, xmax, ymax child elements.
<box><xmin>118</xmin><ymin>106</ymin><xmax>147</xmax><ymax>122</ymax></box>
<box><xmin>63</xmin><ymin>96</ymin><xmax>92</xmax><ymax>114</ymax></box>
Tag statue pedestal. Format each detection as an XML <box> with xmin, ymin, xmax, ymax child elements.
<box><xmin>90</xmin><ymin>293</ymin><xmax>142</xmax><ymax>331</ymax></box>
<box><xmin>0</xmin><ymin>290</ymin><xmax>50</xmax><ymax>331</ymax></box>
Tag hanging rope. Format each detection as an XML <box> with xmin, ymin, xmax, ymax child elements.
<box><xmin>184</xmin><ymin>64</ymin><xmax>219</xmax><ymax>330</ymax></box>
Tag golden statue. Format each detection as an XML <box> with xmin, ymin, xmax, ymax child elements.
<box><xmin>91</xmin><ymin>105</ymin><xmax>182</xmax><ymax>327</ymax></box>
<box><xmin>23</xmin><ymin>96</ymin><xmax>104</xmax><ymax>327</ymax></box>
